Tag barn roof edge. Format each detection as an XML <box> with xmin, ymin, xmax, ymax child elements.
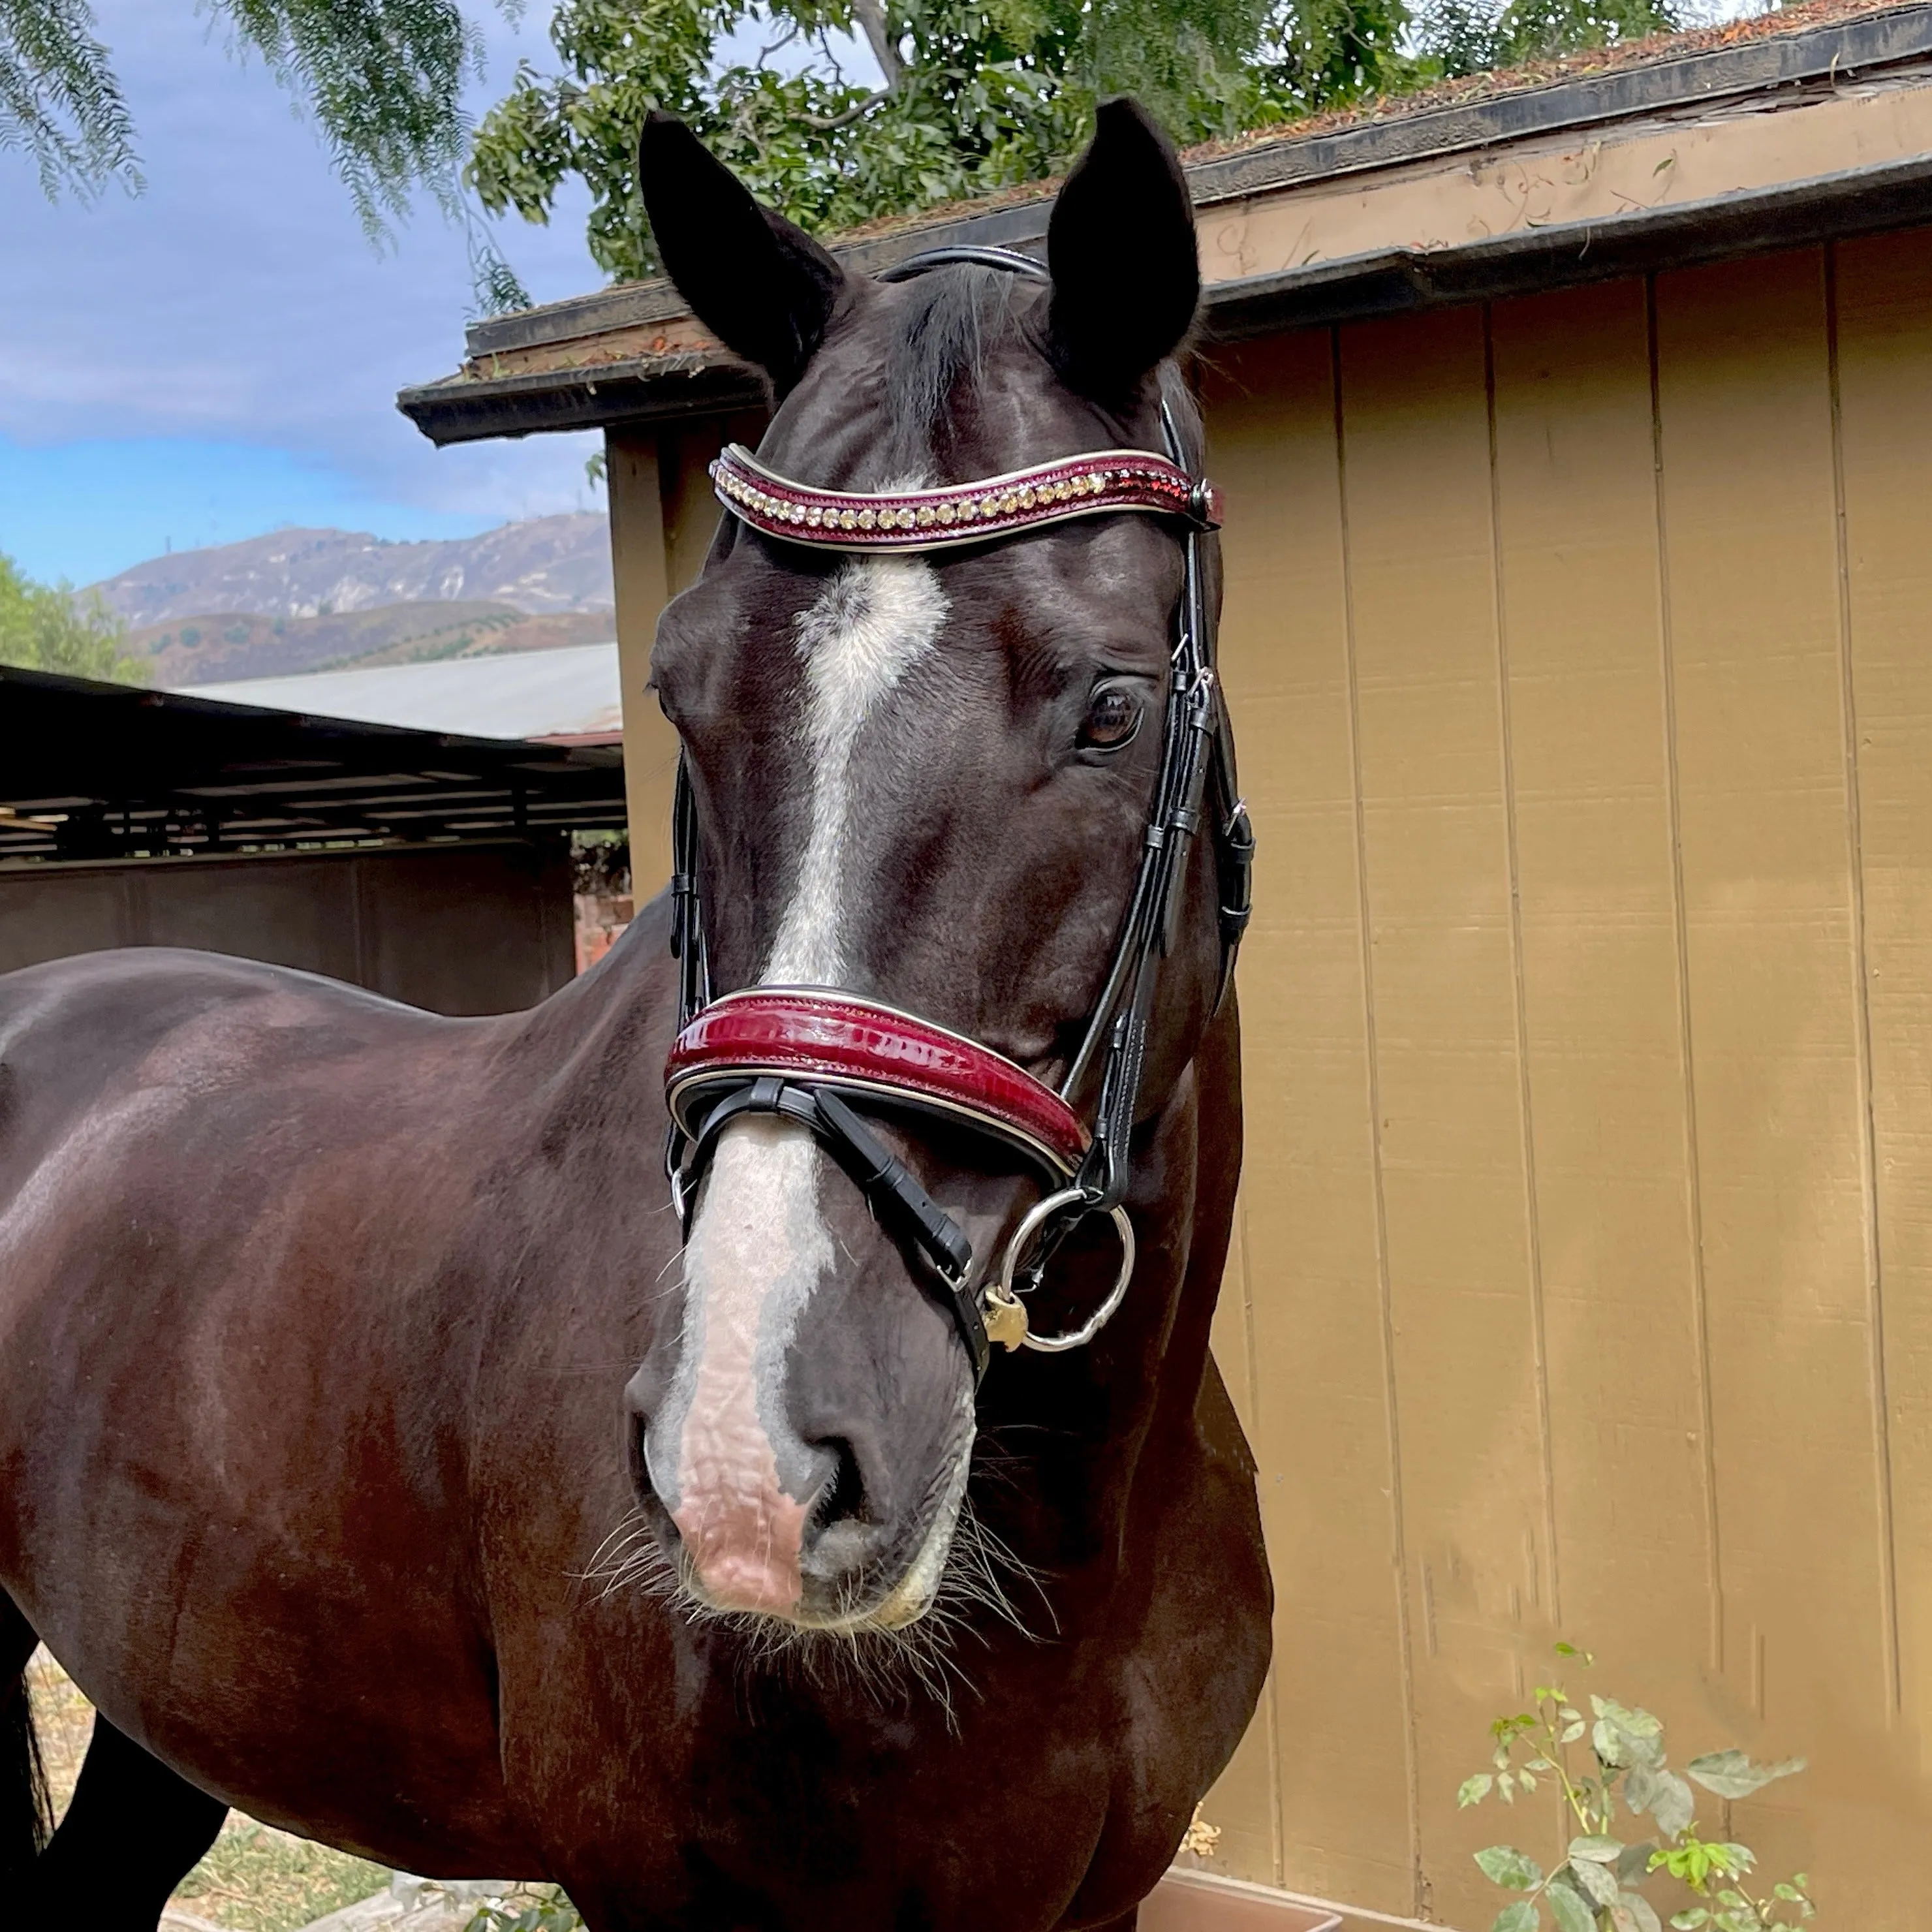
<box><xmin>397</xmin><ymin>1</ymin><xmax>1932</xmax><ymax>445</ymax></box>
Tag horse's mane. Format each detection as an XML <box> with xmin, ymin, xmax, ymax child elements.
<box><xmin>883</xmin><ymin>264</ymin><xmax>1020</xmax><ymax>471</ymax></box>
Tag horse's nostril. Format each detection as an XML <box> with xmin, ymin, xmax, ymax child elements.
<box><xmin>628</xmin><ymin>1409</ymin><xmax>653</xmax><ymax>1499</ymax></box>
<box><xmin>803</xmin><ymin>1439</ymin><xmax>883</xmax><ymax>1585</ymax></box>
<box><xmin>815</xmin><ymin>1438</ymin><xmax>867</xmax><ymax>1528</ymax></box>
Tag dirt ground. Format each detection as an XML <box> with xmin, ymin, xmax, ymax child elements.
<box><xmin>25</xmin><ymin>1649</ymin><xmax>390</xmax><ymax>1931</ymax></box>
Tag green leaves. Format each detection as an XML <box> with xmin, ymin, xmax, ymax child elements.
<box><xmin>1685</xmin><ymin>1752</ymin><xmax>1806</xmax><ymax>1801</ymax></box>
<box><xmin>1591</xmin><ymin>1696</ymin><xmax>1664</xmax><ymax>1771</ymax></box>
<box><xmin>218</xmin><ymin>0</ymin><xmax>484</xmax><ymax>237</ymax></box>
<box><xmin>1576</xmin><ymin>1861</ymin><xmax>1623</xmax><ymax>1910</ymax></box>
<box><xmin>0</xmin><ymin>552</ymin><xmax>147</xmax><ymax>684</ymax></box>
<box><xmin>1569</xmin><ymin>1836</ymin><xmax>1623</xmax><ymax>1865</ymax></box>
<box><xmin>467</xmin><ymin>0</ymin><xmax>1420</xmax><ymax>279</ymax></box>
<box><xmin>1649</xmin><ymin>1836</ymin><xmax>1753</xmax><ymax>1891</ymax></box>
<box><xmin>1625</xmin><ymin>1763</ymin><xmax>1694</xmax><ymax>1838</ymax></box>
<box><xmin>0</xmin><ymin>0</ymin><xmax>139</xmax><ymax>198</ymax></box>
<box><xmin>1546</xmin><ymin>1882</ymin><xmax>1595</xmax><ymax>1932</ymax></box>
<box><xmin>1610</xmin><ymin>1896</ymin><xmax>1662</xmax><ymax>1932</ymax></box>
<box><xmin>1476</xmin><ymin>1846</ymin><xmax>1544</xmax><ymax>1892</ymax></box>
<box><xmin>1409</xmin><ymin>0</ymin><xmax>1676</xmax><ymax>83</ymax></box>
<box><xmin>1462</xmin><ymin>1645</ymin><xmax>1812</xmax><ymax>1932</ymax></box>
<box><xmin>465</xmin><ymin>1887</ymin><xmax>586</xmax><ymax>1931</ymax></box>
<box><xmin>7</xmin><ymin>0</ymin><xmax>1703</xmax><ymax>265</ymax></box>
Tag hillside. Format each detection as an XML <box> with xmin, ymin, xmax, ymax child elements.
<box><xmin>89</xmin><ymin>514</ymin><xmax>613</xmax><ymax>626</ymax></box>
<box><xmin>140</xmin><ymin>601</ymin><xmax>615</xmax><ymax>685</ymax></box>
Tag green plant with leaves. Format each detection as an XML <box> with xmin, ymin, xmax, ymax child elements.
<box><xmin>0</xmin><ymin>552</ymin><xmax>148</xmax><ymax>683</ymax></box>
<box><xmin>1460</xmin><ymin>1644</ymin><xmax>1811</xmax><ymax>1932</ymax></box>
<box><xmin>465</xmin><ymin>1884</ymin><xmax>586</xmax><ymax>1931</ymax></box>
<box><xmin>2</xmin><ymin>0</ymin><xmax>503</xmax><ymax>229</ymax></box>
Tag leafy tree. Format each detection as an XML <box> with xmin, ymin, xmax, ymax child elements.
<box><xmin>0</xmin><ymin>553</ymin><xmax>149</xmax><ymax>683</ymax></box>
<box><xmin>466</xmin><ymin>0</ymin><xmax>1414</xmax><ymax>283</ymax></box>
<box><xmin>1409</xmin><ymin>0</ymin><xmax>1676</xmax><ymax>81</ymax></box>
<box><xmin>2</xmin><ymin>0</ymin><xmax>491</xmax><ymax>233</ymax></box>
<box><xmin>5</xmin><ymin>0</ymin><xmax>1681</xmax><ymax>296</ymax></box>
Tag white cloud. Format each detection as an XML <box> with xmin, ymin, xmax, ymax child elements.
<box><xmin>0</xmin><ymin>0</ymin><xmax>609</xmax><ymax>537</ymax></box>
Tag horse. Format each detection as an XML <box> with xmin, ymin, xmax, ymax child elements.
<box><xmin>0</xmin><ymin>99</ymin><xmax>1271</xmax><ymax>1931</ymax></box>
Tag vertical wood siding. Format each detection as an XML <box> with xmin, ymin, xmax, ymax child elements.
<box><xmin>606</xmin><ymin>416</ymin><xmax>754</xmax><ymax>884</ymax></box>
<box><xmin>1202</xmin><ymin>234</ymin><xmax>1932</xmax><ymax>1927</ymax></box>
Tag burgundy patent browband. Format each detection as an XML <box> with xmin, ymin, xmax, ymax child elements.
<box><xmin>708</xmin><ymin>441</ymin><xmax>1221</xmax><ymax>553</ymax></box>
<box><xmin>666</xmin><ymin>989</ymin><xmax>1089</xmax><ymax>1179</ymax></box>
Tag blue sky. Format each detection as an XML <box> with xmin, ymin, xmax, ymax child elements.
<box><xmin>1</xmin><ymin>7</ymin><xmax>632</xmax><ymax>587</ymax></box>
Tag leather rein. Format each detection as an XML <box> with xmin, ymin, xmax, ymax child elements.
<box><xmin>662</xmin><ymin>245</ymin><xmax>1253</xmax><ymax>1382</ymax></box>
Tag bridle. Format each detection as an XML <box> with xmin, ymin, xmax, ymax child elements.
<box><xmin>661</xmin><ymin>245</ymin><xmax>1254</xmax><ymax>1382</ymax></box>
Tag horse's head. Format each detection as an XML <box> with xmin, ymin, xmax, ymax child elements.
<box><xmin>623</xmin><ymin>102</ymin><xmax>1233</xmax><ymax>1637</ymax></box>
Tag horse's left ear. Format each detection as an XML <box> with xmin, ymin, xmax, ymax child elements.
<box><xmin>1047</xmin><ymin>99</ymin><xmax>1200</xmax><ymax>401</ymax></box>
<box><xmin>638</xmin><ymin>111</ymin><xmax>849</xmax><ymax>392</ymax></box>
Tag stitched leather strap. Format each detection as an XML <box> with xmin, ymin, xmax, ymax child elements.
<box><xmin>680</xmin><ymin>1072</ymin><xmax>991</xmax><ymax>1379</ymax></box>
<box><xmin>666</xmin><ymin>988</ymin><xmax>1087</xmax><ymax>1179</ymax></box>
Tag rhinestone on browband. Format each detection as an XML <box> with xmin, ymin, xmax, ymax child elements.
<box><xmin>708</xmin><ymin>442</ymin><xmax>1221</xmax><ymax>553</ymax></box>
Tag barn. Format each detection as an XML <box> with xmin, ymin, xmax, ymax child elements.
<box><xmin>401</xmin><ymin>5</ymin><xmax>1932</xmax><ymax>1922</ymax></box>
<box><xmin>0</xmin><ymin>663</ymin><xmax>625</xmax><ymax>1011</ymax></box>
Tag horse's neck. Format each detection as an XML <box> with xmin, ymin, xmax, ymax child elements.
<box><xmin>501</xmin><ymin>887</ymin><xmax>680</xmax><ymax>1087</ymax></box>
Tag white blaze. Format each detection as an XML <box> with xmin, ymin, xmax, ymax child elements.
<box><xmin>662</xmin><ymin>557</ymin><xmax>949</xmax><ymax>1615</ymax></box>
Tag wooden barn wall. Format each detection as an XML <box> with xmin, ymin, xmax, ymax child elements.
<box><xmin>606</xmin><ymin>414</ymin><xmax>762</xmax><ymax>886</ymax></box>
<box><xmin>1198</xmin><ymin>230</ymin><xmax>1932</xmax><ymax>1927</ymax></box>
<box><xmin>0</xmin><ymin>841</ymin><xmax>576</xmax><ymax>1016</ymax></box>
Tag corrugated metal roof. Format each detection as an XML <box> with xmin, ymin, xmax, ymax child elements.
<box><xmin>171</xmin><ymin>642</ymin><xmax>625</xmax><ymax>745</ymax></box>
<box><xmin>0</xmin><ymin>661</ymin><xmax>625</xmax><ymax>866</ymax></box>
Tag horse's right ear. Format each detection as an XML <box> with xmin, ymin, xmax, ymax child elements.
<box><xmin>637</xmin><ymin>112</ymin><xmax>848</xmax><ymax>393</ymax></box>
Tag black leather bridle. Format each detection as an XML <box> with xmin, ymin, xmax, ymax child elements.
<box><xmin>662</xmin><ymin>245</ymin><xmax>1253</xmax><ymax>1380</ymax></box>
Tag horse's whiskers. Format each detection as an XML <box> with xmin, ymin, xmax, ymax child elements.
<box><xmin>579</xmin><ymin>1482</ymin><xmax>1052</xmax><ymax>1723</ymax></box>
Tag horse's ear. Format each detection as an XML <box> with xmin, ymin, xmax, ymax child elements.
<box><xmin>1047</xmin><ymin>99</ymin><xmax>1199</xmax><ymax>401</ymax></box>
<box><xmin>638</xmin><ymin>112</ymin><xmax>849</xmax><ymax>392</ymax></box>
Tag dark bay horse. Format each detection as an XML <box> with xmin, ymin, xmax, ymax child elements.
<box><xmin>0</xmin><ymin>100</ymin><xmax>1271</xmax><ymax>1931</ymax></box>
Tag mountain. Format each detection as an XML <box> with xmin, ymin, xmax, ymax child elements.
<box><xmin>88</xmin><ymin>514</ymin><xmax>614</xmax><ymax>627</ymax></box>
<box><xmin>138</xmin><ymin>602</ymin><xmax>615</xmax><ymax>686</ymax></box>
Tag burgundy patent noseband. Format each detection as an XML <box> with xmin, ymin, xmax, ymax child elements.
<box><xmin>663</xmin><ymin>245</ymin><xmax>1253</xmax><ymax>1380</ymax></box>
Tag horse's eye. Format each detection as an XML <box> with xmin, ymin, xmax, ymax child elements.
<box><xmin>1080</xmin><ymin>684</ymin><xmax>1142</xmax><ymax>751</ymax></box>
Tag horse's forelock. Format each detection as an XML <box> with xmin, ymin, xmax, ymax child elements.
<box><xmin>880</xmin><ymin>265</ymin><xmax>1027</xmax><ymax>471</ymax></box>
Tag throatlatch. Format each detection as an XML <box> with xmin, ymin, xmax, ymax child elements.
<box><xmin>661</xmin><ymin>245</ymin><xmax>1253</xmax><ymax>1382</ymax></box>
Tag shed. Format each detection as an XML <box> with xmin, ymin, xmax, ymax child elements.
<box><xmin>399</xmin><ymin>5</ymin><xmax>1932</xmax><ymax>1922</ymax></box>
<box><xmin>0</xmin><ymin>664</ymin><xmax>626</xmax><ymax>1012</ymax></box>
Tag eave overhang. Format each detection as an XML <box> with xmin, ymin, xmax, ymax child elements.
<box><xmin>399</xmin><ymin>1</ymin><xmax>1932</xmax><ymax>447</ymax></box>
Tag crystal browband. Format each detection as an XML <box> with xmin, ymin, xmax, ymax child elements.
<box><xmin>709</xmin><ymin>441</ymin><xmax>1222</xmax><ymax>553</ymax></box>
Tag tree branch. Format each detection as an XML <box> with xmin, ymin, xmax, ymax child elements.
<box><xmin>802</xmin><ymin>83</ymin><xmax>894</xmax><ymax>131</ymax></box>
<box><xmin>849</xmin><ymin>0</ymin><xmax>905</xmax><ymax>87</ymax></box>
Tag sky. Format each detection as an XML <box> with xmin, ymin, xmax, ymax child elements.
<box><xmin>0</xmin><ymin>5</ymin><xmax>839</xmax><ymax>589</ymax></box>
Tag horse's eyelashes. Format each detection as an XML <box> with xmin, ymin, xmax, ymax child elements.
<box><xmin>1078</xmin><ymin>683</ymin><xmax>1143</xmax><ymax>751</ymax></box>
